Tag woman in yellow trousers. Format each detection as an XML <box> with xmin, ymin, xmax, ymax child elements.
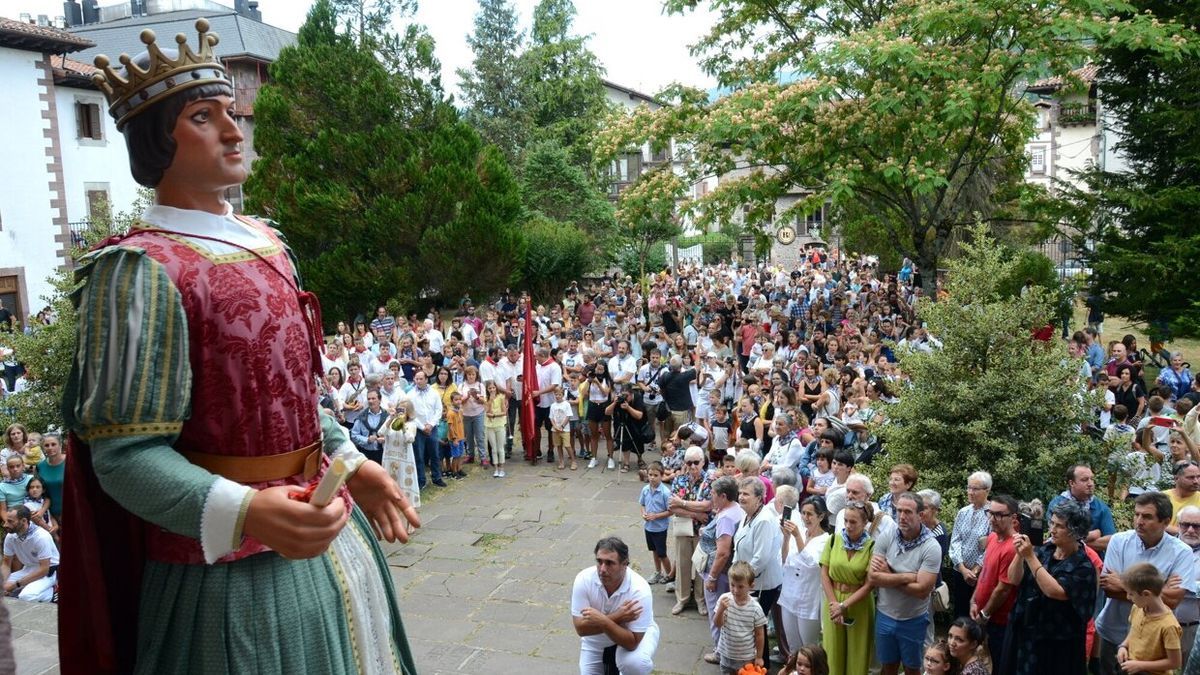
<box><xmin>819</xmin><ymin>501</ymin><xmax>877</xmax><ymax>675</ymax></box>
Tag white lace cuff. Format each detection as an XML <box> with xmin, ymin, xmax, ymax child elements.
<box><xmin>200</xmin><ymin>477</ymin><xmax>255</xmax><ymax>564</ymax></box>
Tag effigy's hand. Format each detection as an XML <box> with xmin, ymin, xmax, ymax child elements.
<box><xmin>348</xmin><ymin>460</ymin><xmax>421</xmax><ymax>543</ymax></box>
<box><xmin>244</xmin><ymin>485</ymin><xmax>348</xmax><ymax>559</ymax></box>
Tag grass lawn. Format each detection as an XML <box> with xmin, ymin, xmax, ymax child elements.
<box><xmin>1072</xmin><ymin>301</ymin><xmax>1200</xmax><ymax>384</ymax></box>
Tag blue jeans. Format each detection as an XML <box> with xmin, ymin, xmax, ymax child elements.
<box><xmin>413</xmin><ymin>429</ymin><xmax>441</xmax><ymax>487</ymax></box>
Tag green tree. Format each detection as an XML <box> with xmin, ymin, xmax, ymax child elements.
<box><xmin>596</xmin><ymin>0</ymin><xmax>1189</xmax><ymax>297</ymax></box>
<box><xmin>520</xmin><ymin>214</ymin><xmax>593</xmax><ymax>301</ymax></box>
<box><xmin>457</xmin><ymin>0</ymin><xmax>528</xmax><ymax>162</ymax></box>
<box><xmin>519</xmin><ymin>0</ymin><xmax>610</xmax><ymax>170</ymax></box>
<box><xmin>879</xmin><ymin>225</ymin><xmax>1099</xmax><ymax>503</ymax></box>
<box><xmin>520</xmin><ymin>140</ymin><xmax>615</xmax><ymax>238</ymax></box>
<box><xmin>246</xmin><ymin>0</ymin><xmax>524</xmax><ymax>323</ymax></box>
<box><xmin>0</xmin><ymin>190</ymin><xmax>151</xmax><ymax>433</ymax></box>
<box><xmin>1064</xmin><ymin>0</ymin><xmax>1200</xmax><ymax>340</ymax></box>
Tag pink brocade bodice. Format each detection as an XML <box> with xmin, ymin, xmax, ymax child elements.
<box><xmin>121</xmin><ymin>219</ymin><xmax>335</xmax><ymax>564</ymax></box>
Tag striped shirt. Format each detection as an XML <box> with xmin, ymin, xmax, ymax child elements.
<box><xmin>718</xmin><ymin>593</ymin><xmax>767</xmax><ymax>662</ymax></box>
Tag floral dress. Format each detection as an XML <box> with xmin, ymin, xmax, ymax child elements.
<box><xmin>670</xmin><ymin>473</ymin><xmax>712</xmax><ymax>535</ymax></box>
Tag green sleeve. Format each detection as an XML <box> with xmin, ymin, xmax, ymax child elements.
<box><xmin>320</xmin><ymin>408</ymin><xmax>352</xmax><ymax>456</ymax></box>
<box><xmin>63</xmin><ymin>246</ymin><xmax>216</xmax><ymax>539</ymax></box>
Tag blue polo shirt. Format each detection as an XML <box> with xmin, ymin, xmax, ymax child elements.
<box><xmin>1094</xmin><ymin>529</ymin><xmax>1197</xmax><ymax>645</ymax></box>
<box><xmin>639</xmin><ymin>483</ymin><xmax>672</xmax><ymax>533</ymax></box>
<box><xmin>1047</xmin><ymin>494</ymin><xmax>1117</xmax><ymax>539</ymax></box>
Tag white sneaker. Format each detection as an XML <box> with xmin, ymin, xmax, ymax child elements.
<box><xmin>587</xmin><ymin>458</ymin><xmax>597</xmax><ymax>469</ymax></box>
<box><xmin>493</xmin><ymin>470</ymin><xmax>500</xmax><ymax>477</ymax></box>
<box><xmin>606</xmin><ymin>458</ymin><xmax>615</xmax><ymax>470</ymax></box>
<box><xmin>498</xmin><ymin>470</ymin><xmax>506</xmax><ymax>478</ymax></box>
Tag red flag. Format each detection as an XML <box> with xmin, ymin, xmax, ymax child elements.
<box><xmin>520</xmin><ymin>298</ymin><xmax>538</xmax><ymax>461</ymax></box>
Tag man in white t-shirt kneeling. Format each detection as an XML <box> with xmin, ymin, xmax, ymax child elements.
<box><xmin>571</xmin><ymin>536</ymin><xmax>659</xmax><ymax>675</ymax></box>
<box><xmin>2</xmin><ymin>505</ymin><xmax>59</xmax><ymax>603</ymax></box>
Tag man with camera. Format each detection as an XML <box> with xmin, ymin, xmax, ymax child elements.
<box><xmin>607</xmin><ymin>385</ymin><xmax>649</xmax><ymax>474</ymax></box>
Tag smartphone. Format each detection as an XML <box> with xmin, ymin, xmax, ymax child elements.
<box><xmin>842</xmin><ymin>617</ymin><xmax>856</xmax><ymax>626</ymax></box>
<box><xmin>781</xmin><ymin>505</ymin><xmax>793</xmax><ymax>524</ymax></box>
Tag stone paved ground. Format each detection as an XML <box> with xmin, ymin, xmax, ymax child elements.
<box><xmin>383</xmin><ymin>450</ymin><xmax>724</xmax><ymax>674</ymax></box>
<box><xmin>5</xmin><ymin>448</ymin><xmax>732</xmax><ymax>675</ymax></box>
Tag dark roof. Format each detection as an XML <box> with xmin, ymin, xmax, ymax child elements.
<box><xmin>1028</xmin><ymin>64</ymin><xmax>1098</xmax><ymax>94</ymax></box>
<box><xmin>0</xmin><ymin>16</ymin><xmax>94</xmax><ymax>53</ymax></box>
<box><xmin>69</xmin><ymin>9</ymin><xmax>295</xmax><ymax>64</ymax></box>
<box><xmin>603</xmin><ymin>79</ymin><xmax>664</xmax><ymax>107</ymax></box>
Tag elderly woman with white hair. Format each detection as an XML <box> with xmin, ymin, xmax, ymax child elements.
<box><xmin>667</xmin><ymin>445</ymin><xmax>713</xmax><ymax>616</ymax></box>
<box><xmin>732</xmin><ymin>476</ymin><xmax>785</xmax><ymax>666</ymax></box>
<box><xmin>1158</xmin><ymin>351</ymin><xmax>1194</xmax><ymax>402</ymax></box>
<box><xmin>736</xmin><ymin>449</ymin><xmax>775</xmax><ymax>504</ymax></box>
<box><xmin>949</xmin><ymin>471</ymin><xmax>992</xmax><ymax>620</ymax></box>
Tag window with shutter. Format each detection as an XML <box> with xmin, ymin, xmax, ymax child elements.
<box><xmin>76</xmin><ymin>101</ymin><xmax>102</xmax><ymax>140</ymax></box>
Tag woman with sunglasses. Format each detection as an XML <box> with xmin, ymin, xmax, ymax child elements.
<box><xmin>819</xmin><ymin>500</ymin><xmax>876</xmax><ymax>675</ymax></box>
<box><xmin>668</xmin><ymin>446</ymin><xmax>712</xmax><ymax>616</ymax></box>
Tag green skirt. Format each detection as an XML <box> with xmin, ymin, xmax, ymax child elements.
<box><xmin>136</xmin><ymin>507</ymin><xmax>416</xmax><ymax>674</ymax></box>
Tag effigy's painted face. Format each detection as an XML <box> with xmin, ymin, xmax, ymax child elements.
<box><xmin>162</xmin><ymin>94</ymin><xmax>246</xmax><ymax>191</ymax></box>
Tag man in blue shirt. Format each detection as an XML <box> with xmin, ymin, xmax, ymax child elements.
<box><xmin>1094</xmin><ymin>491</ymin><xmax>1196</xmax><ymax>674</ymax></box>
<box><xmin>1047</xmin><ymin>464</ymin><xmax>1116</xmax><ymax>555</ymax></box>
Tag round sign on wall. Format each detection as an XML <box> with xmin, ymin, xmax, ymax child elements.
<box><xmin>776</xmin><ymin>225</ymin><xmax>796</xmax><ymax>245</ymax></box>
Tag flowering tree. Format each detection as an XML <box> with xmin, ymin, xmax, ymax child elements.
<box><xmin>595</xmin><ymin>0</ymin><xmax>1191</xmax><ymax>295</ymax></box>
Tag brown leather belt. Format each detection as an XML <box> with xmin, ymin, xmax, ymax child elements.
<box><xmin>833</xmin><ymin>581</ymin><xmax>863</xmax><ymax>594</ymax></box>
<box><xmin>181</xmin><ymin>441</ymin><xmax>322</xmax><ymax>483</ymax></box>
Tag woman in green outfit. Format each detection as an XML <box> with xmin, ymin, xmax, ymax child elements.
<box><xmin>819</xmin><ymin>500</ymin><xmax>876</xmax><ymax>675</ymax></box>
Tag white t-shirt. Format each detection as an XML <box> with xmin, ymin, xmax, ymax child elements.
<box><xmin>550</xmin><ymin>400</ymin><xmax>573</xmax><ymax>431</ymax></box>
<box><xmin>3</xmin><ymin>525</ymin><xmax>59</xmax><ymax>568</ymax></box>
<box><xmin>608</xmin><ymin>354</ymin><xmax>638</xmax><ymax>393</ymax></box>
<box><xmin>536</xmin><ymin>360</ymin><xmax>563</xmax><ymax>408</ymax></box>
<box><xmin>570</xmin><ymin>566</ymin><xmax>656</xmax><ymax>650</ymax></box>
<box><xmin>780</xmin><ymin>531</ymin><xmax>830</xmax><ymax>619</ymax></box>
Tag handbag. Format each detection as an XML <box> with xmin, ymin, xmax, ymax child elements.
<box><xmin>671</xmin><ymin>515</ymin><xmax>695</xmax><ymax>536</ymax></box>
<box><xmin>656</xmin><ymin>400</ymin><xmax>671</xmax><ymax>422</ymax></box>
<box><xmin>931</xmin><ymin>580</ymin><xmax>951</xmax><ymax>613</ymax></box>
<box><xmin>691</xmin><ymin>543</ymin><xmax>710</xmax><ymax>574</ymax></box>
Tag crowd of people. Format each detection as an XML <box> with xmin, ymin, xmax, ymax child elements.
<box><xmin>4</xmin><ymin>246</ymin><xmax>1200</xmax><ymax>675</ymax></box>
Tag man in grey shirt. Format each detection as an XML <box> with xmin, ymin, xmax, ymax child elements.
<box><xmin>868</xmin><ymin>492</ymin><xmax>941</xmax><ymax>675</ymax></box>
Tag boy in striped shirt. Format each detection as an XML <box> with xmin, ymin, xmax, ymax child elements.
<box><xmin>714</xmin><ymin>561</ymin><xmax>767</xmax><ymax>673</ymax></box>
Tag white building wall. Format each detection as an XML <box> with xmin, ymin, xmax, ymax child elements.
<box><xmin>0</xmin><ymin>47</ymin><xmax>60</xmax><ymax>319</ymax></box>
<box><xmin>55</xmin><ymin>85</ymin><xmax>141</xmax><ymax>224</ymax></box>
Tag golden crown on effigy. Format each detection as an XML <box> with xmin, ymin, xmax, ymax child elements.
<box><xmin>91</xmin><ymin>18</ymin><xmax>231</xmax><ymax>130</ymax></box>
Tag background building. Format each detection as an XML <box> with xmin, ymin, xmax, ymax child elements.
<box><xmin>66</xmin><ymin>0</ymin><xmax>296</xmax><ymax>211</ymax></box>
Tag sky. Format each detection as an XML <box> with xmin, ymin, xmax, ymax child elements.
<box><xmin>14</xmin><ymin>0</ymin><xmax>719</xmax><ymax>99</ymax></box>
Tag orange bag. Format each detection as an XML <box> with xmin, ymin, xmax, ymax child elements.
<box><xmin>737</xmin><ymin>664</ymin><xmax>767</xmax><ymax>675</ymax></box>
